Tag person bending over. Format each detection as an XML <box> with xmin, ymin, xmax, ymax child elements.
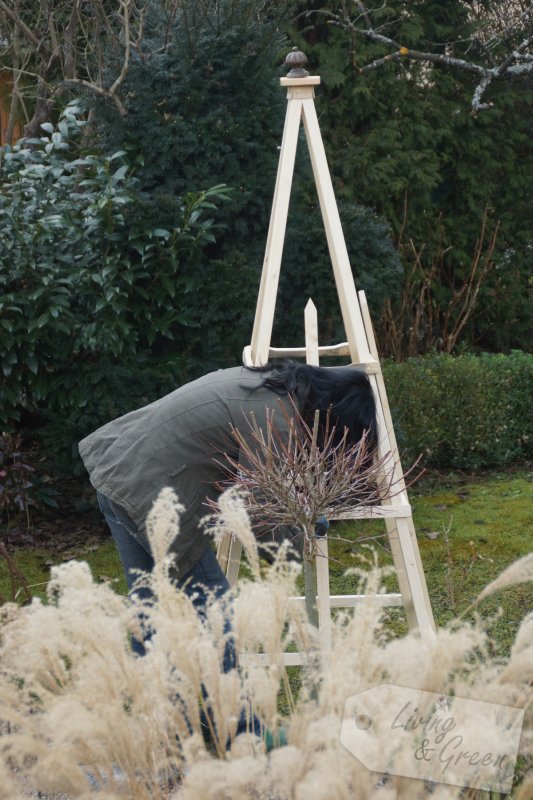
<box><xmin>79</xmin><ymin>360</ymin><xmax>377</xmax><ymax>742</ymax></box>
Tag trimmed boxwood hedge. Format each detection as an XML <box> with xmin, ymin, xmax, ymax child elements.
<box><xmin>14</xmin><ymin>350</ymin><xmax>533</xmax><ymax>475</ymax></box>
<box><xmin>383</xmin><ymin>351</ymin><xmax>532</xmax><ymax>470</ymax></box>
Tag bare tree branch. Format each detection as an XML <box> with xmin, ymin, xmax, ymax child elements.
<box><xmin>109</xmin><ymin>0</ymin><xmax>132</xmax><ymax>97</ymax></box>
<box><xmin>0</xmin><ymin>0</ymin><xmax>44</xmax><ymax>53</ymax></box>
<box><xmin>379</xmin><ymin>208</ymin><xmax>499</xmax><ymax>359</ymax></box>
<box><xmin>57</xmin><ymin>77</ymin><xmax>128</xmax><ymax>116</ymax></box>
<box><xmin>324</xmin><ymin>1</ymin><xmax>533</xmax><ymax>112</ymax></box>
<box><xmin>0</xmin><ymin>0</ymin><xmax>146</xmax><ymax>135</ymax></box>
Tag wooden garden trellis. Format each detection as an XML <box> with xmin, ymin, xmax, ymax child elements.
<box><xmin>217</xmin><ymin>50</ymin><xmax>436</xmax><ymax>663</ymax></box>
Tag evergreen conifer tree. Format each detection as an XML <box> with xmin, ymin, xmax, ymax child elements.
<box><xmin>290</xmin><ymin>0</ymin><xmax>533</xmax><ymax>354</ymax></box>
<box><xmin>95</xmin><ymin>0</ymin><xmax>403</xmax><ymax>367</ymax></box>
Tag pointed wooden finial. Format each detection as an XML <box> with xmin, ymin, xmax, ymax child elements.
<box><xmin>304</xmin><ymin>299</ymin><xmax>319</xmax><ymax>366</ymax></box>
<box><xmin>285</xmin><ymin>47</ymin><xmax>309</xmax><ymax>78</ymax></box>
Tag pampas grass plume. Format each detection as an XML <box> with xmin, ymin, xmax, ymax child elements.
<box><xmin>476</xmin><ymin>552</ymin><xmax>533</xmax><ymax>601</ymax></box>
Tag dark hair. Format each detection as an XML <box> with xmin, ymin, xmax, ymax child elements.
<box><xmin>246</xmin><ymin>360</ymin><xmax>378</xmax><ymax>452</ymax></box>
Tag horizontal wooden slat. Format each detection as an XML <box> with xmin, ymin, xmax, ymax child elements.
<box><xmin>239</xmin><ymin>652</ymin><xmax>310</xmax><ymax>667</ymax></box>
<box><xmin>288</xmin><ymin>592</ymin><xmax>402</xmax><ymax>609</ymax></box>
<box><xmin>331</xmin><ymin>503</ymin><xmax>411</xmax><ymax>520</ymax></box>
<box><xmin>243</xmin><ymin>343</ymin><xmax>381</xmax><ymax>374</ymax></box>
<box><xmin>239</xmin><ymin>592</ymin><xmax>403</xmax><ymax>666</ymax></box>
<box><xmin>269</xmin><ymin>342</ymin><xmax>350</xmax><ymax>357</ymax></box>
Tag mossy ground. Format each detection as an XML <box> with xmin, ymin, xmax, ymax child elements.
<box><xmin>0</xmin><ymin>539</ymin><xmax>127</xmax><ymax>604</ymax></box>
<box><xmin>323</xmin><ymin>470</ymin><xmax>532</xmax><ymax>655</ymax></box>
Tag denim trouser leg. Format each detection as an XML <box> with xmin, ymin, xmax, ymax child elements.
<box><xmin>97</xmin><ymin>492</ymin><xmax>155</xmax><ymax>655</ymax></box>
<box><xmin>96</xmin><ymin>491</ymin><xmax>261</xmax><ymax>740</ymax></box>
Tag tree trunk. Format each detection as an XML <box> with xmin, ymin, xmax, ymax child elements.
<box><xmin>303</xmin><ymin>532</ymin><xmax>318</xmax><ymax>627</ymax></box>
<box><xmin>23</xmin><ymin>76</ymin><xmax>53</xmax><ymax>138</ymax></box>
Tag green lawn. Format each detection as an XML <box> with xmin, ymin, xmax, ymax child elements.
<box><xmin>322</xmin><ymin>470</ymin><xmax>532</xmax><ymax>655</ymax></box>
<box><xmin>0</xmin><ymin>538</ymin><xmax>127</xmax><ymax>604</ymax></box>
<box><xmin>1</xmin><ymin>470</ymin><xmax>531</xmax><ymax>657</ymax></box>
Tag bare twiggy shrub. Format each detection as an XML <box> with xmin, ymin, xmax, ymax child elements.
<box><xmin>221</xmin><ymin>401</ymin><xmax>415</xmax><ymax>625</ymax></box>
<box><xmin>225</xmin><ymin>403</ymin><xmax>403</xmax><ymax>555</ymax></box>
<box><xmin>379</xmin><ymin>207</ymin><xmax>499</xmax><ymax>359</ymax></box>
<box><xmin>0</xmin><ymin>488</ymin><xmax>531</xmax><ymax>799</ymax></box>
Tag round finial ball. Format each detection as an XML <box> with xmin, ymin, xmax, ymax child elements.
<box><xmin>285</xmin><ymin>47</ymin><xmax>309</xmax><ymax>78</ymax></box>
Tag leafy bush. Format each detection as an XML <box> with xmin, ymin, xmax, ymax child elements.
<box><xmin>94</xmin><ymin>1</ymin><xmax>288</xmax><ymax>370</ymax></box>
<box><xmin>0</xmin><ymin>104</ymin><xmax>230</xmax><ymax>457</ymax></box>
<box><xmin>384</xmin><ymin>351</ymin><xmax>533</xmax><ymax>469</ymax></box>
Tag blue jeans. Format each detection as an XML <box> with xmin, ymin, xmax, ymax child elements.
<box><xmin>96</xmin><ymin>491</ymin><xmax>261</xmax><ymax>741</ymax></box>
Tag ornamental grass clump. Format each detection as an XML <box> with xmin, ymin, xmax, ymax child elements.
<box><xmin>0</xmin><ymin>488</ymin><xmax>531</xmax><ymax>799</ymax></box>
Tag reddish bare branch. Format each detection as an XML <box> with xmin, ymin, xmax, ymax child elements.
<box><xmin>217</xmin><ymin>399</ymin><xmax>405</xmax><ymax>561</ymax></box>
<box><xmin>379</xmin><ymin>209</ymin><xmax>499</xmax><ymax>359</ymax></box>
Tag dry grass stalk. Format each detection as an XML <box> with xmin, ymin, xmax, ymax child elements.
<box><xmin>0</xmin><ymin>541</ymin><xmax>32</xmax><ymax>605</ymax></box>
<box><xmin>475</xmin><ymin>552</ymin><xmax>533</xmax><ymax>602</ymax></box>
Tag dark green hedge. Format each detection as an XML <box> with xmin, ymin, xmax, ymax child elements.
<box><xmin>383</xmin><ymin>351</ymin><xmax>532</xmax><ymax>470</ymax></box>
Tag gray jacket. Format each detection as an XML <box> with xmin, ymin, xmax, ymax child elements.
<box><xmin>79</xmin><ymin>366</ymin><xmax>300</xmax><ymax>578</ymax></box>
